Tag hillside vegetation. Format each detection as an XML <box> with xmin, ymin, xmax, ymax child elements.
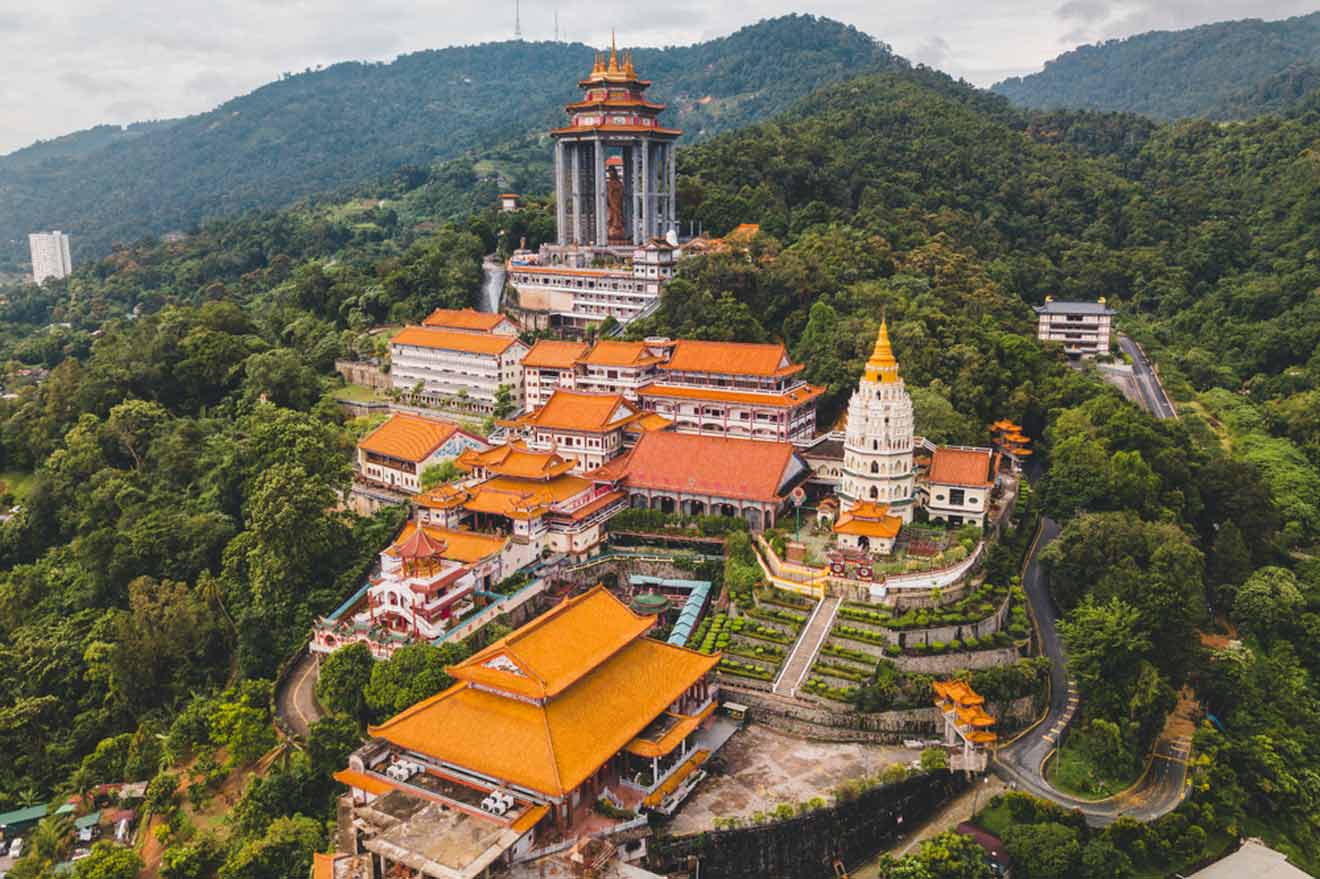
<box><xmin>3</xmin><ymin>54</ymin><xmax>1320</xmax><ymax>877</ymax></box>
<box><xmin>0</xmin><ymin>15</ymin><xmax>894</xmax><ymax>269</ymax></box>
<box><xmin>994</xmin><ymin>11</ymin><xmax>1320</xmax><ymax>120</ymax></box>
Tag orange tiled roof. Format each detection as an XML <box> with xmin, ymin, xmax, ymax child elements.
<box><xmin>391</xmin><ymin>326</ymin><xmax>523</xmax><ymax>355</ymax></box>
<box><xmin>638</xmin><ymin>382</ymin><xmax>824</xmax><ymax>409</ymax></box>
<box><xmin>357</xmin><ymin>413</ymin><xmax>469</xmax><ymax>463</ymax></box>
<box><xmin>833</xmin><ymin>502</ymin><xmax>903</xmax><ymax>539</ymax></box>
<box><xmin>463</xmin><ymin>474</ymin><xmax>594</xmax><ymax>519</ymax></box>
<box><xmin>389</xmin><ymin>523</ymin><xmax>507</xmax><ymax>564</ymax></box>
<box><xmin>724</xmin><ymin>223</ymin><xmax>761</xmax><ymax>244</ymax></box>
<box><xmin>625</xmin><ymin>701</ymin><xmax>717</xmax><ymax>759</ymax></box>
<box><xmin>414</xmin><ymin>483</ymin><xmax>469</xmax><ymax>509</ymax></box>
<box><xmin>662</xmin><ymin>340</ymin><xmax>803</xmax><ymax>378</ymax></box>
<box><xmin>457</xmin><ymin>443</ymin><xmax>578</xmax><ymax>480</ymax></box>
<box><xmin>604</xmin><ymin>432</ymin><xmax>801</xmax><ymax>503</ymax></box>
<box><xmin>451</xmin><ymin>586</ymin><xmax>649</xmax><ymax>699</ymax></box>
<box><xmin>626</xmin><ymin>412</ymin><xmax>674</xmax><ymax>433</ymax></box>
<box><xmin>928</xmin><ymin>447</ymin><xmax>995</xmax><ymax>488</ymax></box>
<box><xmin>369</xmin><ymin>587</ymin><xmax>718</xmax><ymax>797</ymax></box>
<box><xmin>523</xmin><ymin>339</ymin><xmax>590</xmax><ymax>369</ymax></box>
<box><xmin>933</xmin><ymin>680</ymin><xmax>986</xmax><ymax>707</ymax></box>
<box><xmin>421</xmin><ymin>308</ymin><xmax>515</xmax><ymax>332</ymax></box>
<box><xmin>333</xmin><ymin>768</ymin><xmax>393</xmax><ymax>797</ymax></box>
<box><xmin>579</xmin><ymin>340</ymin><xmax>664</xmax><ymax>368</ymax></box>
<box><xmin>518</xmin><ymin>390</ymin><xmax>640</xmax><ymax>433</ymax></box>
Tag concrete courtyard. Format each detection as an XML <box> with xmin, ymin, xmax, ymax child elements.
<box><xmin>667</xmin><ymin>723</ymin><xmax>919</xmax><ymax>835</ymax></box>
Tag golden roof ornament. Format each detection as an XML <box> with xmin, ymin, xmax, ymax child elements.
<box><xmin>608</xmin><ymin>31</ymin><xmax>619</xmax><ymax>72</ymax></box>
<box><xmin>864</xmin><ymin>319</ymin><xmax>901</xmax><ymax>383</ymax></box>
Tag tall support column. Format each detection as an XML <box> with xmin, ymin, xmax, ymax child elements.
<box><xmin>632</xmin><ymin>145</ymin><xmax>645</xmax><ymax>245</ymax></box>
<box><xmin>666</xmin><ymin>142</ymin><xmax>677</xmax><ymax>239</ymax></box>
<box><xmin>640</xmin><ymin>140</ymin><xmax>651</xmax><ymax>242</ymax></box>
<box><xmin>594</xmin><ymin>139</ymin><xmax>607</xmax><ymax>247</ymax></box>
<box><xmin>554</xmin><ymin>140</ymin><xmax>567</xmax><ymax>246</ymax></box>
<box><xmin>569</xmin><ymin>142</ymin><xmax>582</xmax><ymax>246</ymax></box>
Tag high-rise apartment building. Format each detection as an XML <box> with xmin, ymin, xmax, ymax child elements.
<box><xmin>28</xmin><ymin>231</ymin><xmax>72</xmax><ymax>284</ymax></box>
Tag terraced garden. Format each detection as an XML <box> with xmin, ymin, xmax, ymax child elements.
<box><xmin>706</xmin><ymin>587</ymin><xmax>816</xmax><ymax>685</ymax></box>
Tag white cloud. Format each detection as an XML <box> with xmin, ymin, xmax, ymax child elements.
<box><xmin>0</xmin><ymin>0</ymin><xmax>1307</xmax><ymax>154</ymax></box>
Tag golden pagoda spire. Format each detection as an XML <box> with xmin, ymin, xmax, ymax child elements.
<box><xmin>864</xmin><ymin>318</ymin><xmax>901</xmax><ymax>383</ymax></box>
<box><xmin>624</xmin><ymin>48</ymin><xmax>636</xmax><ymax>78</ymax></box>
<box><xmin>608</xmin><ymin>31</ymin><xmax>619</xmax><ymax>72</ymax></box>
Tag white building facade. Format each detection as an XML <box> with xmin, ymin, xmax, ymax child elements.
<box><xmin>1033</xmin><ymin>298</ymin><xmax>1116</xmax><ymax>358</ymax></box>
<box><xmin>390</xmin><ymin>327</ymin><xmax>528</xmax><ymax>415</ymax></box>
<box><xmin>838</xmin><ymin>321</ymin><xmax>917</xmax><ymax>521</ymax></box>
<box><xmin>28</xmin><ymin>231</ymin><xmax>72</xmax><ymax>284</ymax></box>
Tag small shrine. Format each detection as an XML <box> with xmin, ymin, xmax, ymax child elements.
<box><xmin>933</xmin><ymin>680</ymin><xmax>997</xmax><ymax>773</ymax></box>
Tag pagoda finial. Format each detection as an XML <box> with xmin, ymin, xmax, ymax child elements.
<box><xmin>624</xmin><ymin>49</ymin><xmax>636</xmax><ymax>77</ymax></box>
<box><xmin>864</xmin><ymin>317</ymin><xmax>901</xmax><ymax>383</ymax></box>
<box><xmin>608</xmin><ymin>30</ymin><xmax>619</xmax><ymax>72</ymax></box>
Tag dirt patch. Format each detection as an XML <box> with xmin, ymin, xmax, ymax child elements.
<box><xmin>666</xmin><ymin>723</ymin><xmax>918</xmax><ymax>835</ymax></box>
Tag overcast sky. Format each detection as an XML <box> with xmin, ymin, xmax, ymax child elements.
<box><xmin>1</xmin><ymin>0</ymin><xmax>1316</xmax><ymax>155</ymax></box>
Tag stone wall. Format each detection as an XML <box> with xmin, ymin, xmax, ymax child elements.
<box><xmin>335</xmin><ymin>359</ymin><xmax>390</xmax><ymax>390</ymax></box>
<box><xmin>828</xmin><ymin>587</ymin><xmax>1013</xmax><ymax>651</ymax></box>
<box><xmin>892</xmin><ymin>646</ymin><xmax>1022</xmax><ymax>674</ymax></box>
<box><xmin>718</xmin><ymin>685</ymin><xmax>1036</xmax><ymax>744</ymax></box>
<box><xmin>649</xmin><ymin>772</ymin><xmax>969</xmax><ymax>879</ymax></box>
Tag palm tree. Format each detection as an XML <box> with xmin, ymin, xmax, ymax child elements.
<box><xmin>29</xmin><ymin>814</ymin><xmax>73</xmax><ymax>862</ymax></box>
<box><xmin>15</xmin><ymin>786</ymin><xmax>42</xmax><ymax>807</ymax></box>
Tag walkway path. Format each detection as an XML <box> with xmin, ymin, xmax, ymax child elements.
<box><xmin>275</xmin><ymin>648</ymin><xmax>324</xmax><ymax>740</ymax></box>
<box><xmin>773</xmin><ymin>595</ymin><xmax>840</xmax><ymax>697</ymax></box>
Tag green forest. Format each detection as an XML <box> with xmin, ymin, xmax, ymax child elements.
<box><xmin>3</xmin><ymin>30</ymin><xmax>1320</xmax><ymax>879</ymax></box>
<box><xmin>994</xmin><ymin>10</ymin><xmax>1320</xmax><ymax>120</ymax></box>
<box><xmin>0</xmin><ymin>14</ymin><xmax>895</xmax><ymax>268</ymax></box>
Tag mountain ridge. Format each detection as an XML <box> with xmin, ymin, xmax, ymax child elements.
<box><xmin>992</xmin><ymin>11</ymin><xmax>1320</xmax><ymax>120</ymax></box>
<box><xmin>0</xmin><ymin>15</ymin><xmax>896</xmax><ymax>268</ymax></box>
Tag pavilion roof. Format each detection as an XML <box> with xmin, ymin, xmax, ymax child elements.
<box><xmin>368</xmin><ymin>586</ymin><xmax>718</xmax><ymax>798</ymax></box>
<box><xmin>522</xmin><ymin>339</ymin><xmax>590</xmax><ymax>369</ymax></box>
<box><xmin>514</xmin><ymin>390</ymin><xmax>640</xmax><ymax>433</ymax></box>
<box><xmin>457</xmin><ymin>443</ymin><xmax>578</xmax><ymax>481</ymax></box>
<box><xmin>391</xmin><ymin>326</ymin><xmax>523</xmax><ymax>356</ymax></box>
<box><xmin>421</xmin><ymin>308</ymin><xmax>515</xmax><ymax>333</ymax></box>
<box><xmin>357</xmin><ymin>413</ymin><xmax>472</xmax><ymax>464</ymax></box>
<box><xmin>661</xmin><ymin>340</ymin><xmax>802</xmax><ymax>378</ymax></box>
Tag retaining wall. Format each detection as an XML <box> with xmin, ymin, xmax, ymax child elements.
<box><xmin>649</xmin><ymin>772</ymin><xmax>969</xmax><ymax>879</ymax></box>
<box><xmin>717</xmin><ymin>685</ymin><xmax>1036</xmax><ymax>743</ymax></box>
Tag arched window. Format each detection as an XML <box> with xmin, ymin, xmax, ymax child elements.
<box><xmin>870</xmin><ymin>461</ymin><xmax>879</xmax><ymax>474</ymax></box>
<box><xmin>870</xmin><ymin>486</ymin><xmax>879</xmax><ymax>500</ymax></box>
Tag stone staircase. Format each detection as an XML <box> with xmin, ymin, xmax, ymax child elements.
<box><xmin>773</xmin><ymin>595</ymin><xmax>841</xmax><ymax>698</ymax></box>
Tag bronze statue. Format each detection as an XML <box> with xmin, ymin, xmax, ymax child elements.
<box><xmin>606</xmin><ymin>164</ymin><xmax>627</xmax><ymax>245</ymax></box>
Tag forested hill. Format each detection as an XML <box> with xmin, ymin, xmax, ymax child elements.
<box><xmin>992</xmin><ymin>11</ymin><xmax>1320</xmax><ymax>120</ymax></box>
<box><xmin>0</xmin><ymin>14</ymin><xmax>895</xmax><ymax>267</ymax></box>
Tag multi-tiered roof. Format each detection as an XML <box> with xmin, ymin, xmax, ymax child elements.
<box><xmin>553</xmin><ymin>38</ymin><xmax>682</xmax><ymax>138</ymax></box>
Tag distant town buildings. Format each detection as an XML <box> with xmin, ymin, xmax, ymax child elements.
<box><xmin>1033</xmin><ymin>297</ymin><xmax>1116</xmax><ymax>358</ymax></box>
<box><xmin>28</xmin><ymin>231</ymin><xmax>72</xmax><ymax>283</ymax></box>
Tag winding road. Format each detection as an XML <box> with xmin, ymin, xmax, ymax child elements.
<box><xmin>275</xmin><ymin>648</ymin><xmax>325</xmax><ymax>740</ymax></box>
<box><xmin>1117</xmin><ymin>334</ymin><xmax>1178</xmax><ymax>421</ymax></box>
<box><xmin>991</xmin><ymin>515</ymin><xmax>1191</xmax><ymax>824</ymax></box>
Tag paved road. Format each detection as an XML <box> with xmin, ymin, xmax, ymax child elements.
<box><xmin>1117</xmin><ymin>334</ymin><xmax>1178</xmax><ymax>420</ymax></box>
<box><xmin>275</xmin><ymin>648</ymin><xmax>324</xmax><ymax>740</ymax></box>
<box><xmin>992</xmin><ymin>515</ymin><xmax>1191</xmax><ymax>824</ymax></box>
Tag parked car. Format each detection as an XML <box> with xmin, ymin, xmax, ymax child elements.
<box><xmin>8</xmin><ymin>837</ymin><xmax>23</xmax><ymax>858</ymax></box>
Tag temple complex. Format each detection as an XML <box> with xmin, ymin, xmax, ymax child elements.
<box><xmin>508</xmin><ymin>42</ymin><xmax>683</xmax><ymax>332</ymax></box>
<box><xmin>503</xmin><ymin>389</ymin><xmax>669</xmax><ymax>474</ymax></box>
<box><xmin>335</xmin><ymin>587</ymin><xmax>727</xmax><ymax>877</ymax></box>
